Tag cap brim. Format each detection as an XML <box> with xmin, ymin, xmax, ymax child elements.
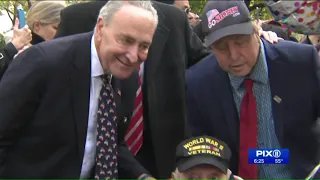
<box><xmin>177</xmin><ymin>155</ymin><xmax>228</xmax><ymax>174</ymax></box>
<box><xmin>204</xmin><ymin>21</ymin><xmax>253</xmax><ymax>47</ymax></box>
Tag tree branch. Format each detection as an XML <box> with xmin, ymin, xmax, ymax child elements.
<box><xmin>27</xmin><ymin>0</ymin><xmax>32</xmax><ymax>9</ymax></box>
<box><xmin>1</xmin><ymin>6</ymin><xmax>14</xmax><ymax>14</ymax></box>
<box><xmin>248</xmin><ymin>3</ymin><xmax>266</xmax><ymax>12</ymax></box>
<box><xmin>5</xmin><ymin>9</ymin><xmax>14</xmax><ymax>25</ymax></box>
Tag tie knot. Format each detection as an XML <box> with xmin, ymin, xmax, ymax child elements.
<box><xmin>101</xmin><ymin>74</ymin><xmax>112</xmax><ymax>85</ymax></box>
<box><xmin>243</xmin><ymin>78</ymin><xmax>253</xmax><ymax>91</ymax></box>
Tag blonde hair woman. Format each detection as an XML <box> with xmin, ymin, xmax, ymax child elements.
<box><xmin>26</xmin><ymin>1</ymin><xmax>65</xmax><ymax>44</ymax></box>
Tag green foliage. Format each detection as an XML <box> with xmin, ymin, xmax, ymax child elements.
<box><xmin>65</xmin><ymin>0</ymin><xmax>88</xmax><ymax>5</ymax></box>
<box><xmin>190</xmin><ymin>0</ymin><xmax>272</xmax><ymax>20</ymax></box>
<box><xmin>0</xmin><ymin>0</ymin><xmax>30</xmax><ymax>25</ymax></box>
<box><xmin>0</xmin><ymin>34</ymin><xmax>5</xmax><ymax>49</ymax></box>
<box><xmin>249</xmin><ymin>1</ymin><xmax>272</xmax><ymax>20</ymax></box>
<box><xmin>189</xmin><ymin>0</ymin><xmax>207</xmax><ymax>15</ymax></box>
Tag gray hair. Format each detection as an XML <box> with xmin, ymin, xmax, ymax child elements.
<box><xmin>99</xmin><ymin>0</ymin><xmax>158</xmax><ymax>27</ymax></box>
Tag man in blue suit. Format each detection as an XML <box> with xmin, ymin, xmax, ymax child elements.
<box><xmin>186</xmin><ymin>1</ymin><xmax>320</xmax><ymax>179</ymax></box>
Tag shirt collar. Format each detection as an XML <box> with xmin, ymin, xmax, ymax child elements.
<box><xmin>228</xmin><ymin>39</ymin><xmax>269</xmax><ymax>90</ymax></box>
<box><xmin>91</xmin><ymin>35</ymin><xmax>104</xmax><ymax>78</ymax></box>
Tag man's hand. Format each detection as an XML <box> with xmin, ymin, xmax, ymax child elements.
<box><xmin>13</xmin><ymin>45</ymin><xmax>31</xmax><ymax>59</ymax></box>
<box><xmin>138</xmin><ymin>173</ymin><xmax>156</xmax><ymax>180</ymax></box>
<box><xmin>259</xmin><ymin>28</ymin><xmax>282</xmax><ymax>44</ymax></box>
<box><xmin>11</xmin><ymin>18</ymin><xmax>32</xmax><ymax>51</ymax></box>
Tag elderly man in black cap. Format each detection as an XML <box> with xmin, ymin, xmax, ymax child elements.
<box><xmin>171</xmin><ymin>136</ymin><xmax>243</xmax><ymax>180</ymax></box>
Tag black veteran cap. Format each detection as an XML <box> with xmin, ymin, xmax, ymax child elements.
<box><xmin>201</xmin><ymin>0</ymin><xmax>253</xmax><ymax>47</ymax></box>
<box><xmin>176</xmin><ymin>136</ymin><xmax>232</xmax><ymax>174</ymax></box>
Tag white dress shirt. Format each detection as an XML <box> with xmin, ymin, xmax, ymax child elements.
<box><xmin>80</xmin><ymin>36</ymin><xmax>104</xmax><ymax>178</ymax></box>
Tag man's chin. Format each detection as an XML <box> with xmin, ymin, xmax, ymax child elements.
<box><xmin>111</xmin><ymin>70</ymin><xmax>133</xmax><ymax>80</ymax></box>
<box><xmin>230</xmin><ymin>69</ymin><xmax>251</xmax><ymax>77</ymax></box>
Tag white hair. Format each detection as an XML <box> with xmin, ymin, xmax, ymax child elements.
<box><xmin>98</xmin><ymin>0</ymin><xmax>158</xmax><ymax>27</ymax></box>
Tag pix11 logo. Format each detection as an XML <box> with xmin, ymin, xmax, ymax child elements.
<box><xmin>248</xmin><ymin>148</ymin><xmax>289</xmax><ymax>164</ymax></box>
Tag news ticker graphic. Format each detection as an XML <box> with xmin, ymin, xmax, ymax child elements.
<box><xmin>248</xmin><ymin>148</ymin><xmax>289</xmax><ymax>164</ymax></box>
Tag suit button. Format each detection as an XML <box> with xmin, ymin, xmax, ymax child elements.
<box><xmin>123</xmin><ymin>117</ymin><xmax>127</xmax><ymax>123</ymax></box>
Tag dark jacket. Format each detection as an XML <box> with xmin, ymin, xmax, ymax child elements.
<box><xmin>31</xmin><ymin>32</ymin><xmax>45</xmax><ymax>45</ymax></box>
<box><xmin>55</xmin><ymin>1</ymin><xmax>208</xmax><ymax>178</ymax></box>
<box><xmin>0</xmin><ymin>43</ymin><xmax>18</xmax><ymax>80</ymax></box>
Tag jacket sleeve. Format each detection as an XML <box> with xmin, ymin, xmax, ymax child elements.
<box><xmin>311</xmin><ymin>46</ymin><xmax>320</xmax><ymax>178</ymax></box>
<box><xmin>183</xmin><ymin>12</ymin><xmax>210</xmax><ymax>68</ymax></box>
<box><xmin>0</xmin><ymin>46</ymin><xmax>48</xmax><ymax>176</ymax></box>
<box><xmin>118</xmin><ymin>142</ymin><xmax>149</xmax><ymax>178</ymax></box>
<box><xmin>0</xmin><ymin>42</ymin><xmax>18</xmax><ymax>80</ymax></box>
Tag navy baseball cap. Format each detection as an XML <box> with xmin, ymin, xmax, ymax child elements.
<box><xmin>201</xmin><ymin>0</ymin><xmax>253</xmax><ymax>47</ymax></box>
<box><xmin>175</xmin><ymin>136</ymin><xmax>232</xmax><ymax>174</ymax></box>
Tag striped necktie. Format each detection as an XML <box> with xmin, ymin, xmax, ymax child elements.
<box><xmin>125</xmin><ymin>66</ymin><xmax>143</xmax><ymax>155</ymax></box>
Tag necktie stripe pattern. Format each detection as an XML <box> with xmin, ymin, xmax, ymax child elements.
<box><xmin>125</xmin><ymin>67</ymin><xmax>143</xmax><ymax>155</ymax></box>
<box><xmin>95</xmin><ymin>74</ymin><xmax>118</xmax><ymax>179</ymax></box>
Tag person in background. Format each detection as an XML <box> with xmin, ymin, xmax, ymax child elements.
<box><xmin>187</xmin><ymin>0</ymin><xmax>320</xmax><ymax>179</ymax></box>
<box><xmin>26</xmin><ymin>1</ymin><xmax>65</xmax><ymax>44</ymax></box>
<box><xmin>171</xmin><ymin>136</ymin><xmax>243</xmax><ymax>180</ymax></box>
<box><xmin>193</xmin><ymin>14</ymin><xmax>279</xmax><ymax>44</ymax></box>
<box><xmin>173</xmin><ymin>0</ymin><xmax>190</xmax><ymax>12</ymax></box>
<box><xmin>0</xmin><ymin>18</ymin><xmax>31</xmax><ymax>80</ymax></box>
<box><xmin>261</xmin><ymin>20</ymin><xmax>298</xmax><ymax>42</ymax></box>
<box><xmin>0</xmin><ymin>1</ymin><xmax>157</xmax><ymax>178</ymax></box>
<box><xmin>188</xmin><ymin>11</ymin><xmax>200</xmax><ymax>28</ymax></box>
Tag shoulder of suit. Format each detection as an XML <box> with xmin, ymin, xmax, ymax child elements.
<box><xmin>269</xmin><ymin>40</ymin><xmax>315</xmax><ymax>58</ymax></box>
<box><xmin>152</xmin><ymin>1</ymin><xmax>186</xmax><ymax>21</ymax></box>
<box><xmin>187</xmin><ymin>53</ymin><xmax>219</xmax><ymax>81</ymax></box>
<box><xmin>188</xmin><ymin>53</ymin><xmax>217</xmax><ymax>70</ymax></box>
<box><xmin>62</xmin><ymin>1</ymin><xmax>105</xmax><ymax>15</ymax></box>
<box><xmin>34</xmin><ymin>32</ymin><xmax>92</xmax><ymax>59</ymax></box>
<box><xmin>261</xmin><ymin>39</ymin><xmax>317</xmax><ymax>71</ymax></box>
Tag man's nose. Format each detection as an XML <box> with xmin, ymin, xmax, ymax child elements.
<box><xmin>126</xmin><ymin>45</ymin><xmax>139</xmax><ymax>63</ymax></box>
<box><xmin>227</xmin><ymin>42</ymin><xmax>240</xmax><ymax>61</ymax></box>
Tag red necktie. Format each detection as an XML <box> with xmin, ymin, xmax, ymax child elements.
<box><xmin>124</xmin><ymin>66</ymin><xmax>143</xmax><ymax>155</ymax></box>
<box><xmin>238</xmin><ymin>78</ymin><xmax>258</xmax><ymax>179</ymax></box>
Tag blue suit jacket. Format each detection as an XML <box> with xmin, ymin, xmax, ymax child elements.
<box><xmin>186</xmin><ymin>39</ymin><xmax>320</xmax><ymax>178</ymax></box>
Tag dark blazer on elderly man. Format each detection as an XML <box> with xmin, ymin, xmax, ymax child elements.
<box><xmin>55</xmin><ymin>0</ymin><xmax>209</xmax><ymax>178</ymax></box>
<box><xmin>0</xmin><ymin>30</ymin><xmax>146</xmax><ymax>178</ymax></box>
<box><xmin>186</xmin><ymin>39</ymin><xmax>320</xmax><ymax>178</ymax></box>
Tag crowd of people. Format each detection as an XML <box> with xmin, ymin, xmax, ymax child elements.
<box><xmin>0</xmin><ymin>0</ymin><xmax>319</xmax><ymax>179</ymax></box>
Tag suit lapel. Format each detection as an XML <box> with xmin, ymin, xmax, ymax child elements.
<box><xmin>215</xmin><ymin>66</ymin><xmax>239</xmax><ymax>145</ymax></box>
<box><xmin>70</xmin><ymin>33</ymin><xmax>93</xmax><ymax>160</ymax></box>
<box><xmin>263</xmin><ymin>39</ymin><xmax>287</xmax><ymax>144</ymax></box>
<box><xmin>145</xmin><ymin>2</ymin><xmax>169</xmax><ymax>84</ymax></box>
